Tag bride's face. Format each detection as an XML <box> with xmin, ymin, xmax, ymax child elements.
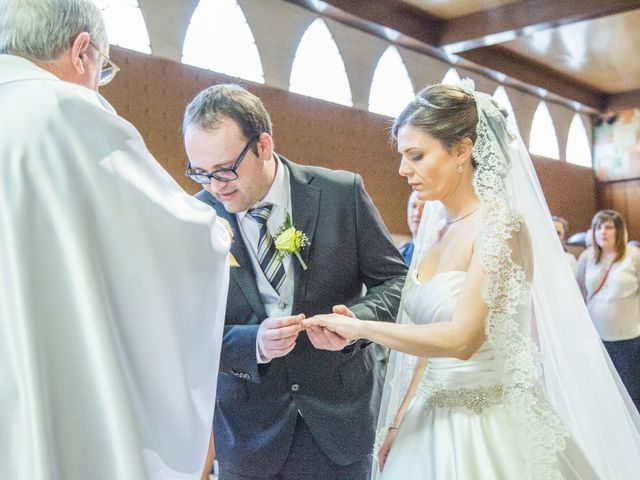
<box><xmin>396</xmin><ymin>124</ymin><xmax>465</xmax><ymax>202</ymax></box>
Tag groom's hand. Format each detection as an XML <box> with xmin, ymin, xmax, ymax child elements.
<box><xmin>304</xmin><ymin>304</ymin><xmax>355</xmax><ymax>351</ymax></box>
<box><xmin>304</xmin><ymin>305</ymin><xmax>364</xmax><ymax>351</ymax></box>
<box><xmin>305</xmin><ymin>323</ymin><xmax>350</xmax><ymax>351</ymax></box>
<box><xmin>257</xmin><ymin>314</ymin><xmax>304</xmax><ymax>362</ymax></box>
<box><xmin>332</xmin><ymin>304</ymin><xmax>355</xmax><ymax>318</ymax></box>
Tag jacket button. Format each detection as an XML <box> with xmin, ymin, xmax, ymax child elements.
<box><xmin>278</xmin><ymin>301</ymin><xmax>287</xmax><ymax>309</ymax></box>
<box><xmin>291</xmin><ymin>383</ymin><xmax>300</xmax><ymax>392</ymax></box>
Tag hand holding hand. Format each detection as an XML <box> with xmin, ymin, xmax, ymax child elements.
<box><xmin>302</xmin><ymin>305</ymin><xmax>364</xmax><ymax>347</ymax></box>
<box><xmin>305</xmin><ymin>324</ymin><xmax>350</xmax><ymax>351</ymax></box>
<box><xmin>332</xmin><ymin>304</ymin><xmax>356</xmax><ymax>318</ymax></box>
<box><xmin>304</xmin><ymin>304</ymin><xmax>357</xmax><ymax>351</ymax></box>
<box><xmin>257</xmin><ymin>314</ymin><xmax>304</xmax><ymax>361</ymax></box>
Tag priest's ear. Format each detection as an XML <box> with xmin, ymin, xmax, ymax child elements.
<box><xmin>70</xmin><ymin>32</ymin><xmax>92</xmax><ymax>76</ymax></box>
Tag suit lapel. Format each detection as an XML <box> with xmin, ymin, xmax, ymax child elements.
<box><xmin>195</xmin><ymin>190</ymin><xmax>267</xmax><ymax>321</ymax></box>
<box><xmin>282</xmin><ymin>157</ymin><xmax>320</xmax><ymax>313</ymax></box>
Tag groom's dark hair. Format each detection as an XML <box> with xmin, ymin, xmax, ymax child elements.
<box><xmin>183</xmin><ymin>84</ymin><xmax>273</xmax><ymax>155</ymax></box>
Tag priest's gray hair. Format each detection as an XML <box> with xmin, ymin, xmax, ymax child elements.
<box><xmin>0</xmin><ymin>0</ymin><xmax>107</xmax><ymax>61</ymax></box>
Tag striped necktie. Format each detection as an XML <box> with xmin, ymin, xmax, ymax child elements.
<box><xmin>248</xmin><ymin>204</ymin><xmax>286</xmax><ymax>294</ymax></box>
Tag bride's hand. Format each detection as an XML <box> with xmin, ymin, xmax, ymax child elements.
<box><xmin>302</xmin><ymin>311</ymin><xmax>363</xmax><ymax>341</ymax></box>
<box><xmin>378</xmin><ymin>428</ymin><xmax>398</xmax><ymax>471</ymax></box>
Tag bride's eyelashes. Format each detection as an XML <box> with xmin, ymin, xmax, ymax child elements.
<box><xmin>411</xmin><ymin>153</ymin><xmax>423</xmax><ymax>162</ymax></box>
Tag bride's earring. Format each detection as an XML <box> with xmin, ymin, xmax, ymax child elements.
<box><xmin>458</xmin><ymin>163</ymin><xmax>463</xmax><ymax>174</ymax></box>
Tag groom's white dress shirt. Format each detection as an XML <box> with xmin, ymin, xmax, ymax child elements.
<box><xmin>236</xmin><ymin>157</ymin><xmax>294</xmax><ymax>362</ymax></box>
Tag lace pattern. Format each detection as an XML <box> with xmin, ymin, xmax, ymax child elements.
<box><xmin>472</xmin><ymin>93</ymin><xmax>569</xmax><ymax>480</ymax></box>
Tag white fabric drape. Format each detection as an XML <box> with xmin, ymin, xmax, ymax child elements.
<box><xmin>0</xmin><ymin>55</ymin><xmax>230</xmax><ymax>480</ymax></box>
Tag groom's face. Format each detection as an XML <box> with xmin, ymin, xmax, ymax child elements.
<box><xmin>185</xmin><ymin>117</ymin><xmax>276</xmax><ymax>213</ymax></box>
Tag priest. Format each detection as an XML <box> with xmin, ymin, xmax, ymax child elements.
<box><xmin>0</xmin><ymin>1</ymin><xmax>231</xmax><ymax>479</ymax></box>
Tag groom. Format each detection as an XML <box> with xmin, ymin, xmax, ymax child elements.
<box><xmin>183</xmin><ymin>84</ymin><xmax>407</xmax><ymax>479</ymax></box>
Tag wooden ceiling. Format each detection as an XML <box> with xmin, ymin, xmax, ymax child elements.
<box><xmin>284</xmin><ymin>0</ymin><xmax>640</xmax><ymax>114</ymax></box>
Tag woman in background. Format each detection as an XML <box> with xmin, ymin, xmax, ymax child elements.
<box><xmin>577</xmin><ymin>210</ymin><xmax>640</xmax><ymax>411</ymax></box>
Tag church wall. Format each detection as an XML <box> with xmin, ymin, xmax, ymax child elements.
<box><xmin>102</xmin><ymin>48</ymin><xmax>598</xmax><ymax>238</ymax></box>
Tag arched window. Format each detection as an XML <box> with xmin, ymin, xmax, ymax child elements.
<box><xmin>566</xmin><ymin>114</ymin><xmax>592</xmax><ymax>167</ymax></box>
<box><xmin>368</xmin><ymin>46</ymin><xmax>414</xmax><ymax>117</ymax></box>
<box><xmin>529</xmin><ymin>101</ymin><xmax>560</xmax><ymax>159</ymax></box>
<box><xmin>182</xmin><ymin>0</ymin><xmax>264</xmax><ymax>83</ymax></box>
<box><xmin>93</xmin><ymin>0</ymin><xmax>151</xmax><ymax>54</ymax></box>
<box><xmin>492</xmin><ymin>86</ymin><xmax>520</xmax><ymax>135</ymax></box>
<box><xmin>441</xmin><ymin>67</ymin><xmax>461</xmax><ymax>86</ymax></box>
<box><xmin>289</xmin><ymin>19</ymin><xmax>352</xmax><ymax>106</ymax></box>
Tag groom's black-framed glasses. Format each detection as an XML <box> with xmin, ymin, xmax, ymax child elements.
<box><xmin>185</xmin><ymin>134</ymin><xmax>260</xmax><ymax>184</ymax></box>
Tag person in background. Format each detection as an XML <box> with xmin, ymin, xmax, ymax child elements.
<box><xmin>553</xmin><ymin>215</ymin><xmax>578</xmax><ymax>272</ymax></box>
<box><xmin>585</xmin><ymin>228</ymin><xmax>593</xmax><ymax>249</ymax></box>
<box><xmin>398</xmin><ymin>190</ymin><xmax>425</xmax><ymax>264</ymax></box>
<box><xmin>0</xmin><ymin>1</ymin><xmax>231</xmax><ymax>478</ymax></box>
<box><xmin>576</xmin><ymin>209</ymin><xmax>640</xmax><ymax>411</ymax></box>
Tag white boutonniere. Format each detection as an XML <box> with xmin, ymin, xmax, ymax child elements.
<box><xmin>274</xmin><ymin>213</ymin><xmax>310</xmax><ymax>270</ymax></box>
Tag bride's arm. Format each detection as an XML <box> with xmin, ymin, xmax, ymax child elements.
<box><xmin>304</xmin><ymin>248</ymin><xmax>487</xmax><ymax>360</ymax></box>
<box><xmin>389</xmin><ymin>357</ymin><xmax>428</xmax><ymax>427</ymax></box>
<box><xmin>378</xmin><ymin>357</ymin><xmax>428</xmax><ymax>470</ymax></box>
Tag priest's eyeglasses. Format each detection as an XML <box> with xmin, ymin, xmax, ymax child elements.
<box><xmin>185</xmin><ymin>134</ymin><xmax>260</xmax><ymax>184</ymax></box>
<box><xmin>90</xmin><ymin>42</ymin><xmax>120</xmax><ymax>87</ymax></box>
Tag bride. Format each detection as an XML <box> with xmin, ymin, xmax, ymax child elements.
<box><xmin>303</xmin><ymin>83</ymin><xmax>640</xmax><ymax>479</ymax></box>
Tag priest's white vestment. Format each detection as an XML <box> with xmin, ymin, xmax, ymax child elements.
<box><xmin>0</xmin><ymin>54</ymin><xmax>230</xmax><ymax>480</ymax></box>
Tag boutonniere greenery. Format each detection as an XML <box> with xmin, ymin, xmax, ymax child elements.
<box><xmin>274</xmin><ymin>213</ymin><xmax>310</xmax><ymax>270</ymax></box>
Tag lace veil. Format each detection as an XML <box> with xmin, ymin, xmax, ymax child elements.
<box><xmin>373</xmin><ymin>82</ymin><xmax>640</xmax><ymax>479</ymax></box>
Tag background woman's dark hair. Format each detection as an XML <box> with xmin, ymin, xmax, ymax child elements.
<box><xmin>591</xmin><ymin>209</ymin><xmax>628</xmax><ymax>263</ymax></box>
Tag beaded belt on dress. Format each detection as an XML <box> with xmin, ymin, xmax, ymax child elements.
<box><xmin>417</xmin><ymin>378</ymin><xmax>504</xmax><ymax>414</ymax></box>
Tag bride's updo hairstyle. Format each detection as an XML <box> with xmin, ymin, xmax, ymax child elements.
<box><xmin>393</xmin><ymin>84</ymin><xmax>512</xmax><ymax>171</ymax></box>
<box><xmin>392</xmin><ymin>84</ymin><xmax>477</xmax><ymax>150</ymax></box>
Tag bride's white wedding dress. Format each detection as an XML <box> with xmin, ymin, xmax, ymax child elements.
<box><xmin>380</xmin><ymin>271</ymin><xmax>598</xmax><ymax>479</ymax></box>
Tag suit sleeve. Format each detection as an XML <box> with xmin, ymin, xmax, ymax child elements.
<box><xmin>347</xmin><ymin>174</ymin><xmax>408</xmax><ymax>322</ymax></box>
<box><xmin>218</xmin><ymin>324</ymin><xmax>266</xmax><ymax>383</ymax></box>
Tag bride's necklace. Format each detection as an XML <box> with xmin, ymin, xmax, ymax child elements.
<box><xmin>445</xmin><ymin>207</ymin><xmax>478</xmax><ymax>225</ymax></box>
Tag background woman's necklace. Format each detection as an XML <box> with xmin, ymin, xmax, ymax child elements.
<box><xmin>445</xmin><ymin>207</ymin><xmax>478</xmax><ymax>225</ymax></box>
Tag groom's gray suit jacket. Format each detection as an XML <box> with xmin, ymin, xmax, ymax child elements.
<box><xmin>196</xmin><ymin>156</ymin><xmax>407</xmax><ymax>477</ymax></box>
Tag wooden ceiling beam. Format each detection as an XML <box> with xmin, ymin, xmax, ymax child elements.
<box><xmin>282</xmin><ymin>0</ymin><xmax>609</xmax><ymax>112</ymax></box>
<box><xmin>605</xmin><ymin>89</ymin><xmax>640</xmax><ymax>111</ymax></box>
<box><xmin>282</xmin><ymin>0</ymin><xmax>442</xmax><ymax>45</ymax></box>
<box><xmin>440</xmin><ymin>0</ymin><xmax>640</xmax><ymax>54</ymax></box>
<box><xmin>459</xmin><ymin>46</ymin><xmax>606</xmax><ymax>110</ymax></box>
